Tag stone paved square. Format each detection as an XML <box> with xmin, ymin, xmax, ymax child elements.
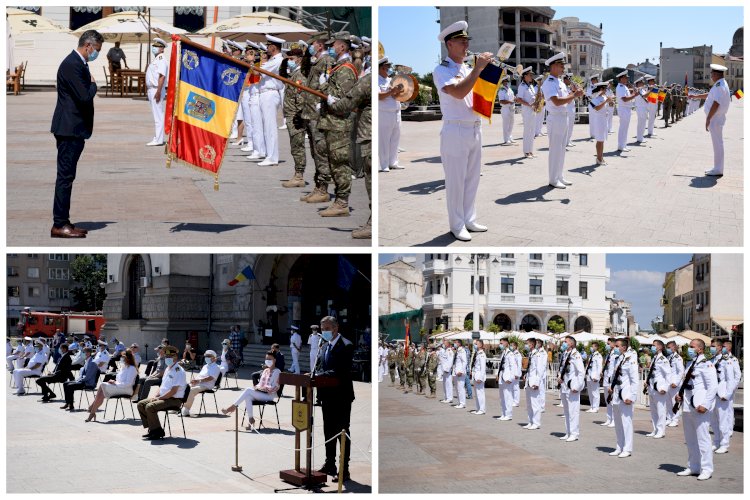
<box><xmin>6</xmin><ymin>90</ymin><xmax>369</xmax><ymax>247</ymax></box>
<box><xmin>379</xmin><ymin>102</ymin><xmax>743</xmax><ymax>247</ymax></box>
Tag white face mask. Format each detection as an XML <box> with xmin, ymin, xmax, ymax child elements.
<box><xmin>264</xmin><ymin>359</ymin><xmax>273</xmax><ymax>367</ymax></box>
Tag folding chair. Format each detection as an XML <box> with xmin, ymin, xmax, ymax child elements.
<box><xmin>223</xmin><ymin>368</ymin><xmax>239</xmax><ymax>389</ymax></box>
<box><xmin>78</xmin><ymin>373</ymin><xmax>103</xmax><ymax>410</ymax></box>
<box><xmin>161</xmin><ymin>386</ymin><xmax>191</xmax><ymax>438</ymax></box>
<box><xmin>104</xmin><ymin>375</ymin><xmax>140</xmax><ymax>421</ymax></box>
<box><xmin>241</xmin><ymin>385</ymin><xmax>283</xmax><ymax>430</ymax></box>
<box><xmin>197</xmin><ymin>373</ymin><xmax>223</xmax><ymax>415</ymax></box>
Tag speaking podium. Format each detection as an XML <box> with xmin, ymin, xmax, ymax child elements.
<box><xmin>278</xmin><ymin>372</ymin><xmax>338</xmax><ymax>487</ymax></box>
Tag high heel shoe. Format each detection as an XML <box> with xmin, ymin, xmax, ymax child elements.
<box><xmin>245</xmin><ymin>417</ymin><xmax>255</xmax><ymax>431</ymax></box>
<box><xmin>85</xmin><ymin>412</ymin><xmax>96</xmax><ymax>422</ymax></box>
<box><xmin>221</xmin><ymin>405</ymin><xmax>236</xmax><ymax>415</ymax></box>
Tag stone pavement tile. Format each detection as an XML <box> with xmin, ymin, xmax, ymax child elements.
<box><xmin>6</xmin><ymin>91</ymin><xmax>369</xmax><ymax>247</ymax></box>
<box><xmin>378</xmin><ymin>381</ymin><xmax>743</xmax><ymax>493</ymax></box>
<box><xmin>381</xmin><ymin>102</ymin><xmax>743</xmax><ymax>246</ymax></box>
<box><xmin>6</xmin><ymin>369</ymin><xmax>371</xmax><ymax>493</ymax></box>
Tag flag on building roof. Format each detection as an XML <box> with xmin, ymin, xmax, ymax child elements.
<box><xmin>228</xmin><ymin>265</ymin><xmax>256</xmax><ymax>286</ymax></box>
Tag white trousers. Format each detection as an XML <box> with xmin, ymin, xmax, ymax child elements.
<box><xmin>710</xmin><ymin>398</ymin><xmax>733</xmax><ymax>448</ymax></box>
<box><xmin>709</xmin><ymin>115</ymin><xmax>726</xmax><ymax>174</ymax></box>
<box><xmin>617</xmin><ymin>106</ymin><xmax>631</xmax><ymax>149</ymax></box>
<box><xmin>649</xmin><ymin>389</ymin><xmax>669</xmax><ymax>435</ymax></box>
<box><xmin>440</xmin><ymin>121</ymin><xmax>481</xmax><ymax>234</ymax></box>
<box><xmin>535</xmin><ymin>108</ymin><xmax>545</xmax><ymax>135</ymax></box>
<box><xmin>588</xmin><ymin>105</ymin><xmax>594</xmax><ymax>138</ymax></box>
<box><xmin>233</xmin><ymin>387</ymin><xmax>275</xmax><ymax>418</ymax></box>
<box><xmin>566</xmin><ymin>109</ymin><xmax>575</xmax><ymax>145</ymax></box>
<box><xmin>259</xmin><ymin>90</ymin><xmax>281</xmax><ymax>162</ymax></box>
<box><xmin>606</xmin><ymin>106</ymin><xmax>614</xmax><ymax>132</ymax></box>
<box><xmin>646</xmin><ymin>102</ymin><xmax>657</xmax><ymax>135</ymax></box>
<box><xmin>290</xmin><ymin>350</ymin><xmax>300</xmax><ymax>374</ymax></box>
<box><xmin>501</xmin><ymin>106</ymin><xmax>514</xmax><ymax>142</ymax></box>
<box><xmin>635</xmin><ymin>108</ymin><xmax>648</xmax><ymax>142</ymax></box>
<box><xmin>309</xmin><ymin>352</ymin><xmax>318</xmax><ymax>374</ymax></box>
<box><xmin>546</xmin><ymin>113</ymin><xmax>568</xmax><ymax>184</ymax></box>
<box><xmin>147</xmin><ymin>87</ymin><xmax>166</xmax><ymax>144</ymax></box>
<box><xmin>442</xmin><ymin>370</ymin><xmax>453</xmax><ymax>401</ymax></box>
<box><xmin>683</xmin><ymin>406</ymin><xmax>713</xmax><ymax>474</ymax></box>
<box><xmin>526</xmin><ymin>386</ymin><xmax>542</xmax><ymax>426</ymax></box>
<box><xmin>667</xmin><ymin>385</ymin><xmax>682</xmax><ymax>423</ymax></box>
<box><xmin>379</xmin><ymin>110</ymin><xmax>401</xmax><ymax>169</ymax></box>
<box><xmin>587</xmin><ymin>379</ymin><xmax>600</xmax><ymax>410</ymax></box>
<box><xmin>454</xmin><ymin>374</ymin><xmax>466</xmax><ymax>405</ymax></box>
<box><xmin>13</xmin><ymin>368</ymin><xmax>41</xmax><ymax>392</ymax></box>
<box><xmin>521</xmin><ymin>107</ymin><xmax>536</xmax><ymax>154</ymax></box>
<box><xmin>249</xmin><ymin>93</ymin><xmax>265</xmax><ymax>156</ymax></box>
<box><xmin>6</xmin><ymin>354</ymin><xmax>18</xmax><ymax>372</ymax></box>
<box><xmin>474</xmin><ymin>381</ymin><xmax>485</xmax><ymax>412</ymax></box>
<box><xmin>513</xmin><ymin>379</ymin><xmax>520</xmax><ymax>405</ymax></box>
<box><xmin>241</xmin><ymin>90</ymin><xmax>253</xmax><ymax>144</ymax></box>
<box><xmin>499</xmin><ymin>380</ymin><xmax>513</xmax><ymax>417</ymax></box>
<box><xmin>562</xmin><ymin>391</ymin><xmax>580</xmax><ymax>438</ymax></box>
<box><xmin>613</xmin><ymin>402</ymin><xmax>634</xmax><ymax>453</ymax></box>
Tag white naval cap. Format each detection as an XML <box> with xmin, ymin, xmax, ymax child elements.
<box><xmin>709</xmin><ymin>63</ymin><xmax>727</xmax><ymax>72</ymax></box>
<box><xmin>589</xmin><ymin>73</ymin><xmax>600</xmax><ymax>80</ymax></box>
<box><xmin>226</xmin><ymin>40</ymin><xmax>243</xmax><ymax>51</ymax></box>
<box><xmin>247</xmin><ymin>41</ymin><xmax>260</xmax><ymax>50</ymax></box>
<box><xmin>378</xmin><ymin>56</ymin><xmax>390</xmax><ymax>65</ymax></box>
<box><xmin>534</xmin><ymin>75</ymin><xmax>544</xmax><ymax>82</ymax></box>
<box><xmin>646</xmin><ymin>74</ymin><xmax>656</xmax><ymax>81</ymax></box>
<box><xmin>266</xmin><ymin>34</ymin><xmax>285</xmax><ymax>46</ymax></box>
<box><xmin>634</xmin><ymin>76</ymin><xmax>644</xmax><ymax>84</ymax></box>
<box><xmin>521</xmin><ymin>66</ymin><xmax>533</xmax><ymax>75</ymax></box>
<box><xmin>152</xmin><ymin>37</ymin><xmax>167</xmax><ymax>47</ymax></box>
<box><xmin>438</xmin><ymin>20</ymin><xmax>470</xmax><ymax>43</ymax></box>
<box><xmin>501</xmin><ymin>74</ymin><xmax>510</xmax><ymax>82</ymax></box>
<box><xmin>361</xmin><ymin>36</ymin><xmax>371</xmax><ymax>43</ymax></box>
<box><xmin>297</xmin><ymin>39</ymin><xmax>308</xmax><ymax>48</ymax></box>
<box><xmin>593</xmin><ymin>81</ymin><xmax>610</xmax><ymax>89</ymax></box>
<box><xmin>544</xmin><ymin>52</ymin><xmax>566</xmax><ymax>66</ymax></box>
<box><xmin>259</xmin><ymin>42</ymin><xmax>267</xmax><ymax>51</ymax></box>
<box><xmin>616</xmin><ymin>70</ymin><xmax>628</xmax><ymax>78</ymax></box>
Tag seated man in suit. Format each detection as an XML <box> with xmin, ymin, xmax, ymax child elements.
<box><xmin>36</xmin><ymin>343</ymin><xmax>75</xmax><ymax>401</ymax></box>
<box><xmin>314</xmin><ymin>316</ymin><xmax>355</xmax><ymax>481</ymax></box>
<box><xmin>61</xmin><ymin>347</ymin><xmax>99</xmax><ymax>411</ymax></box>
<box><xmin>50</xmin><ymin>29</ymin><xmax>103</xmax><ymax>239</ymax></box>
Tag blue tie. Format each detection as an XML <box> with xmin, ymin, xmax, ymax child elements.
<box><xmin>325</xmin><ymin>344</ymin><xmax>332</xmax><ymax>364</ymax></box>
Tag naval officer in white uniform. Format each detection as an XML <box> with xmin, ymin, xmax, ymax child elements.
<box><xmin>523</xmin><ymin>338</ymin><xmax>545</xmax><ymax>429</ymax></box>
<box><xmin>688</xmin><ymin>64</ymin><xmax>731</xmax><ymax>176</ymax></box>
<box><xmin>515</xmin><ymin>67</ymin><xmax>537</xmax><ymax>158</ymax></box>
<box><xmin>586</xmin><ymin>74</ymin><xmax>600</xmax><ymax>139</ymax></box>
<box><xmin>675</xmin><ymin>339</ymin><xmax>718</xmax><ymax>481</ymax></box>
<box><xmin>432</xmin><ymin>21</ymin><xmax>492</xmax><ymax>241</ymax></box>
<box><xmin>645</xmin><ymin>75</ymin><xmax>658</xmax><ymax>137</ymax></box>
<box><xmin>645</xmin><ymin>340</ymin><xmax>671</xmax><ymax>438</ymax></box>
<box><xmin>145</xmin><ymin>38</ymin><xmax>168</xmax><ymax>147</ymax></box>
<box><xmin>584</xmin><ymin>341</ymin><xmax>603</xmax><ymax>412</ymax></box>
<box><xmin>562</xmin><ymin>73</ymin><xmax>576</xmax><ymax>148</ymax></box>
<box><xmin>541</xmin><ymin>52</ymin><xmax>583</xmax><ymax>189</ymax></box>
<box><xmin>497</xmin><ymin>75</ymin><xmax>516</xmax><ymax>145</ymax></box>
<box><xmin>557</xmin><ymin>336</ymin><xmax>584</xmax><ymax>442</ymax></box>
<box><xmin>615</xmin><ymin>70</ymin><xmax>636</xmax><ymax>151</ymax></box>
<box><xmin>256</xmin><ymin>35</ymin><xmax>285</xmax><ymax>166</ymax></box>
<box><xmin>666</xmin><ymin>340</ymin><xmax>685</xmax><ymax>427</ymax></box>
<box><xmin>632</xmin><ymin>76</ymin><xmax>649</xmax><ymax>144</ymax></box>
<box><xmin>609</xmin><ymin>338</ymin><xmax>639</xmax><ymax>458</ymax></box>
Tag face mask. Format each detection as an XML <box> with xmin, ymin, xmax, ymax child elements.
<box><xmin>151</xmin><ymin>47</ymin><xmax>160</xmax><ymax>57</ymax></box>
<box><xmin>327</xmin><ymin>48</ymin><xmax>336</xmax><ymax>58</ymax></box>
<box><xmin>321</xmin><ymin>330</ymin><xmax>333</xmax><ymax>342</ymax></box>
<box><xmin>604</xmin><ymin>345</ymin><xmax>611</xmax><ymax>352</ymax></box>
<box><xmin>165</xmin><ymin>358</ymin><xmax>174</xmax><ymax>367</ymax></box>
<box><xmin>288</xmin><ymin>61</ymin><xmax>298</xmax><ymax>71</ymax></box>
<box><xmin>665</xmin><ymin>347</ymin><xmax>673</xmax><ymax>356</ymax></box>
<box><xmin>205</xmin><ymin>358</ymin><xmax>214</xmax><ymax>365</ymax></box>
<box><xmin>709</xmin><ymin>347</ymin><xmax>717</xmax><ymax>355</ymax></box>
<box><xmin>612</xmin><ymin>347</ymin><xmax>620</xmax><ymax>356</ymax></box>
<box><xmin>265</xmin><ymin>360</ymin><xmax>273</xmax><ymax>367</ymax></box>
<box><xmin>34</xmin><ymin>347</ymin><xmax>41</xmax><ymax>353</ymax></box>
<box><xmin>498</xmin><ymin>345</ymin><xmax>505</xmax><ymax>351</ymax></box>
<box><xmin>560</xmin><ymin>343</ymin><xmax>568</xmax><ymax>352</ymax></box>
<box><xmin>87</xmin><ymin>47</ymin><xmax>99</xmax><ymax>62</ymax></box>
<box><xmin>510</xmin><ymin>346</ymin><xmax>516</xmax><ymax>351</ymax></box>
<box><xmin>453</xmin><ymin>344</ymin><xmax>459</xmax><ymax>349</ymax></box>
<box><xmin>721</xmin><ymin>347</ymin><xmax>728</xmax><ymax>355</ymax></box>
<box><xmin>223</xmin><ymin>346</ymin><xmax>228</xmax><ymax>351</ymax></box>
<box><xmin>650</xmin><ymin>346</ymin><xmax>656</xmax><ymax>355</ymax></box>
<box><xmin>308</xmin><ymin>44</ymin><xmax>316</xmax><ymax>56</ymax></box>
<box><xmin>687</xmin><ymin>347</ymin><xmax>696</xmax><ymax>359</ymax></box>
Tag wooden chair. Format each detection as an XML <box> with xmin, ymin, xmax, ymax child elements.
<box><xmin>103</xmin><ymin>67</ymin><xmax>111</xmax><ymax>97</ymax></box>
<box><xmin>6</xmin><ymin>65</ymin><xmax>21</xmax><ymax>95</ymax></box>
<box><xmin>20</xmin><ymin>61</ymin><xmax>27</xmax><ymax>90</ymax></box>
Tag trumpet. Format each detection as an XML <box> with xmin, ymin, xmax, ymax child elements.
<box><xmin>465</xmin><ymin>51</ymin><xmax>524</xmax><ymax>75</ymax></box>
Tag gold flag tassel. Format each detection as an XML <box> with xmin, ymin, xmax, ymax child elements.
<box><xmin>214</xmin><ymin>174</ymin><xmax>219</xmax><ymax>191</ymax></box>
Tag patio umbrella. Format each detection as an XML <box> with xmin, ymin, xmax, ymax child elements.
<box><xmin>196</xmin><ymin>11</ymin><xmax>315</xmax><ymax>43</ymax></box>
<box><xmin>677</xmin><ymin>330</ymin><xmax>712</xmax><ymax>343</ymax></box>
<box><xmin>7</xmin><ymin>18</ymin><xmax>14</xmax><ymax>72</ymax></box>
<box><xmin>669</xmin><ymin>335</ymin><xmax>692</xmax><ymax>346</ymax></box>
<box><xmin>6</xmin><ymin>7</ymin><xmax>70</xmax><ymax>35</ymax></box>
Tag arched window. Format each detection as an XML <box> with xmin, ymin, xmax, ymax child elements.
<box><xmin>574</xmin><ymin>316</ymin><xmax>592</xmax><ymax>333</ymax></box>
<box><xmin>493</xmin><ymin>313</ymin><xmax>512</xmax><ymax>331</ymax></box>
<box><xmin>520</xmin><ymin>314</ymin><xmax>540</xmax><ymax>332</ymax></box>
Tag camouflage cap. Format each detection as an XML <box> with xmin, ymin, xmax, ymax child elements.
<box><xmin>308</xmin><ymin>31</ymin><xmax>329</xmax><ymax>43</ymax></box>
<box><xmin>327</xmin><ymin>31</ymin><xmax>351</xmax><ymax>44</ymax></box>
<box><xmin>164</xmin><ymin>345</ymin><xmax>179</xmax><ymax>357</ymax></box>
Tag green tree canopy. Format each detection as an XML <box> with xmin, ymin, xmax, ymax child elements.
<box><xmin>70</xmin><ymin>254</ymin><xmax>107</xmax><ymax>311</ymax></box>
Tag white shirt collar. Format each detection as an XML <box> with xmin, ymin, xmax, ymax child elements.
<box><xmin>74</xmin><ymin>49</ymin><xmax>87</xmax><ymax>65</ymax></box>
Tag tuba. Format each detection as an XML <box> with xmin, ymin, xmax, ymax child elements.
<box><xmin>532</xmin><ymin>87</ymin><xmax>545</xmax><ymax>113</ymax></box>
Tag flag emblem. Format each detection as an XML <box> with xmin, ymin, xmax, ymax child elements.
<box><xmin>185</xmin><ymin>92</ymin><xmax>216</xmax><ymax>122</ymax></box>
<box><xmin>198</xmin><ymin>145</ymin><xmax>217</xmax><ymax>164</ymax></box>
<box><xmin>221</xmin><ymin>67</ymin><xmax>241</xmax><ymax>86</ymax></box>
<box><xmin>182</xmin><ymin>50</ymin><xmax>199</xmax><ymax>70</ymax></box>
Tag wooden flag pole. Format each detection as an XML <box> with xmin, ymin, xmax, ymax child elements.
<box><xmin>175</xmin><ymin>35</ymin><xmax>328</xmax><ymax>100</ymax></box>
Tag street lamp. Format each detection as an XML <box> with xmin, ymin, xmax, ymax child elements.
<box><xmin>99</xmin><ymin>282</ymin><xmax>105</xmax><ymax>311</ymax></box>
<box><xmin>469</xmin><ymin>254</ymin><xmax>489</xmax><ymax>337</ymax></box>
<box><xmin>567</xmin><ymin>297</ymin><xmax>573</xmax><ymax>333</ymax></box>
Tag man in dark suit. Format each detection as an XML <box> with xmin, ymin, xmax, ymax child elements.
<box><xmin>314</xmin><ymin>316</ymin><xmax>355</xmax><ymax>481</ymax></box>
<box><xmin>60</xmin><ymin>347</ymin><xmax>99</xmax><ymax>411</ymax></box>
<box><xmin>36</xmin><ymin>343</ymin><xmax>74</xmax><ymax>401</ymax></box>
<box><xmin>50</xmin><ymin>30</ymin><xmax>104</xmax><ymax>238</ymax></box>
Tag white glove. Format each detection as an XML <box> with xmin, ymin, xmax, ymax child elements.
<box><xmin>319</xmin><ymin>73</ymin><xmax>328</xmax><ymax>85</ymax></box>
<box><xmin>327</xmin><ymin>95</ymin><xmax>339</xmax><ymax>105</ymax></box>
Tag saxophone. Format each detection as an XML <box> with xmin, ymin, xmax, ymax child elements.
<box><xmin>532</xmin><ymin>86</ymin><xmax>545</xmax><ymax>113</ymax></box>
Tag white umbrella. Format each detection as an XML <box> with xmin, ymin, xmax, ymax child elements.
<box><xmin>669</xmin><ymin>335</ymin><xmax>692</xmax><ymax>347</ymax></box>
<box><xmin>7</xmin><ymin>18</ymin><xmax>14</xmax><ymax>72</ymax></box>
<box><xmin>634</xmin><ymin>334</ymin><xmax>655</xmax><ymax>345</ymax></box>
<box><xmin>571</xmin><ymin>331</ymin><xmax>609</xmax><ymax>343</ymax></box>
<box><xmin>6</xmin><ymin>7</ymin><xmax>70</xmax><ymax>35</ymax></box>
<box><xmin>72</xmin><ymin>10</ymin><xmax>186</xmax><ymax>44</ymax></box>
<box><xmin>196</xmin><ymin>11</ymin><xmax>315</xmax><ymax>43</ymax></box>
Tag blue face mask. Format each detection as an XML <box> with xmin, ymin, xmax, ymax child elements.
<box><xmin>560</xmin><ymin>343</ymin><xmax>568</xmax><ymax>352</ymax></box>
<box><xmin>650</xmin><ymin>346</ymin><xmax>657</xmax><ymax>355</ymax></box>
<box><xmin>151</xmin><ymin>47</ymin><xmax>160</xmax><ymax>57</ymax></box>
<box><xmin>205</xmin><ymin>358</ymin><xmax>214</xmax><ymax>365</ymax></box>
<box><xmin>87</xmin><ymin>47</ymin><xmax>99</xmax><ymax>62</ymax></box>
<box><xmin>612</xmin><ymin>347</ymin><xmax>620</xmax><ymax>356</ymax></box>
<box><xmin>721</xmin><ymin>347</ymin><xmax>728</xmax><ymax>355</ymax></box>
<box><xmin>498</xmin><ymin>345</ymin><xmax>505</xmax><ymax>351</ymax></box>
<box><xmin>321</xmin><ymin>330</ymin><xmax>333</xmax><ymax>342</ymax></box>
<box><xmin>165</xmin><ymin>358</ymin><xmax>174</xmax><ymax>367</ymax></box>
<box><xmin>687</xmin><ymin>347</ymin><xmax>696</xmax><ymax>359</ymax></box>
<box><xmin>709</xmin><ymin>346</ymin><xmax>717</xmax><ymax>355</ymax></box>
<box><xmin>308</xmin><ymin>44</ymin><xmax>316</xmax><ymax>56</ymax></box>
<box><xmin>288</xmin><ymin>61</ymin><xmax>298</xmax><ymax>71</ymax></box>
<box><xmin>604</xmin><ymin>345</ymin><xmax>611</xmax><ymax>352</ymax></box>
<box><xmin>665</xmin><ymin>347</ymin><xmax>673</xmax><ymax>356</ymax></box>
<box><xmin>327</xmin><ymin>48</ymin><xmax>336</xmax><ymax>58</ymax></box>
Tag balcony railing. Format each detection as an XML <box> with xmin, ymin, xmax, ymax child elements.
<box><xmin>487</xmin><ymin>293</ymin><xmax>583</xmax><ymax>309</ymax></box>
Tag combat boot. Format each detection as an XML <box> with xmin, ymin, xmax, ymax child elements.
<box><xmin>304</xmin><ymin>186</ymin><xmax>331</xmax><ymax>203</ymax></box>
<box><xmin>351</xmin><ymin>216</ymin><xmax>371</xmax><ymax>239</ymax></box>
<box><xmin>282</xmin><ymin>172</ymin><xmax>305</xmax><ymax>188</ymax></box>
<box><xmin>319</xmin><ymin>199</ymin><xmax>350</xmax><ymax>217</ymax></box>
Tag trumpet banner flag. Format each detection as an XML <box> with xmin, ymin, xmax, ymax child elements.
<box><xmin>734</xmin><ymin>89</ymin><xmax>743</xmax><ymax>100</ymax></box>
<box><xmin>472</xmin><ymin>60</ymin><xmax>504</xmax><ymax>122</ymax></box>
<box><xmin>166</xmin><ymin>38</ymin><xmax>249</xmax><ymax>187</ymax></box>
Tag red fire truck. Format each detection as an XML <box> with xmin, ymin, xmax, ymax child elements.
<box><xmin>16</xmin><ymin>308</ymin><xmax>106</xmax><ymax>340</ymax></box>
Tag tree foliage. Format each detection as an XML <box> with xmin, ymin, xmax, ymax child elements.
<box><xmin>70</xmin><ymin>254</ymin><xmax>107</xmax><ymax>311</ymax></box>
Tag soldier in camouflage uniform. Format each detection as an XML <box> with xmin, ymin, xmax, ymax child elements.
<box><xmin>404</xmin><ymin>343</ymin><xmax>415</xmax><ymax>393</ymax></box>
<box><xmin>671</xmin><ymin>86</ymin><xmax>680</xmax><ymax>123</ymax></box>
<box><xmin>326</xmin><ymin>71</ymin><xmax>372</xmax><ymax>238</ymax></box>
<box><xmin>426</xmin><ymin>346</ymin><xmax>439</xmax><ymax>398</ymax></box>
<box><xmin>299</xmin><ymin>33</ymin><xmax>334</xmax><ymax>204</ymax></box>
<box><xmin>397</xmin><ymin>344</ymin><xmax>406</xmax><ymax>389</ymax></box>
<box><xmin>317</xmin><ymin>32</ymin><xmax>358</xmax><ymax>217</ymax></box>
<box><xmin>662</xmin><ymin>86</ymin><xmax>672</xmax><ymax>128</ymax></box>
<box><xmin>387</xmin><ymin>344</ymin><xmax>397</xmax><ymax>386</ymax></box>
<box><xmin>280</xmin><ymin>44</ymin><xmax>307</xmax><ymax>188</ymax></box>
<box><xmin>415</xmin><ymin>344</ymin><xmax>428</xmax><ymax>395</ymax></box>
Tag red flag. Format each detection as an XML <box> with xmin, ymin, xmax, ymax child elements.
<box><xmin>404</xmin><ymin>320</ymin><xmax>410</xmax><ymax>358</ymax></box>
<box><xmin>164</xmin><ymin>35</ymin><xmax>179</xmax><ymax>135</ymax></box>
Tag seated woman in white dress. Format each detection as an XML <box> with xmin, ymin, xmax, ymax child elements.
<box><xmin>85</xmin><ymin>349</ymin><xmax>138</xmax><ymax>422</ymax></box>
<box><xmin>221</xmin><ymin>351</ymin><xmax>280</xmax><ymax>429</ymax></box>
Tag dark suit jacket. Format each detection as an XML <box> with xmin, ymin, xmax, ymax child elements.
<box><xmin>317</xmin><ymin>335</ymin><xmax>355</xmax><ymax>403</ymax></box>
<box><xmin>53</xmin><ymin>351</ymin><xmax>74</xmax><ymax>380</ymax></box>
<box><xmin>50</xmin><ymin>50</ymin><xmax>97</xmax><ymax>139</ymax></box>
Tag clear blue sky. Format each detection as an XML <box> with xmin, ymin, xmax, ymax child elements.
<box><xmin>379</xmin><ymin>253</ymin><xmax>694</xmax><ymax>329</ymax></box>
<box><xmin>379</xmin><ymin>6</ymin><xmax>743</xmax><ymax>76</ymax></box>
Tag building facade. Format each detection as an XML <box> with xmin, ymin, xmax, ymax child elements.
<box><xmin>6</xmin><ymin>253</ymin><xmax>84</xmax><ymax>332</ymax></box>
<box><xmin>438</xmin><ymin>7</ymin><xmax>556</xmax><ymax>75</ymax></box>
<box><xmin>690</xmin><ymin>254</ymin><xmax>743</xmax><ymax>338</ymax></box>
<box><xmin>550</xmin><ymin>16</ymin><xmax>604</xmax><ymax>78</ymax></box>
<box><xmin>103</xmin><ymin>254</ymin><xmax>371</xmax><ymax>352</ymax></box>
<box><xmin>378</xmin><ymin>258</ymin><xmax>423</xmax><ymax>315</ymax></box>
<box><xmin>660</xmin><ymin>45</ymin><xmax>712</xmax><ymax>87</ymax></box>
<box><xmin>422</xmin><ymin>253</ymin><xmax>610</xmax><ymax>334</ymax></box>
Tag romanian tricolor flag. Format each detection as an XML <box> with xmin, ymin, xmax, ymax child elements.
<box><xmin>165</xmin><ymin>37</ymin><xmax>249</xmax><ymax>189</ymax></box>
<box><xmin>472</xmin><ymin>60</ymin><xmax>504</xmax><ymax>123</ymax></box>
<box><xmin>648</xmin><ymin>88</ymin><xmax>658</xmax><ymax>104</ymax></box>
<box><xmin>658</xmin><ymin>90</ymin><xmax>666</xmax><ymax>103</ymax></box>
<box><xmin>734</xmin><ymin>89</ymin><xmax>743</xmax><ymax>100</ymax></box>
<box><xmin>228</xmin><ymin>265</ymin><xmax>256</xmax><ymax>286</ymax></box>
